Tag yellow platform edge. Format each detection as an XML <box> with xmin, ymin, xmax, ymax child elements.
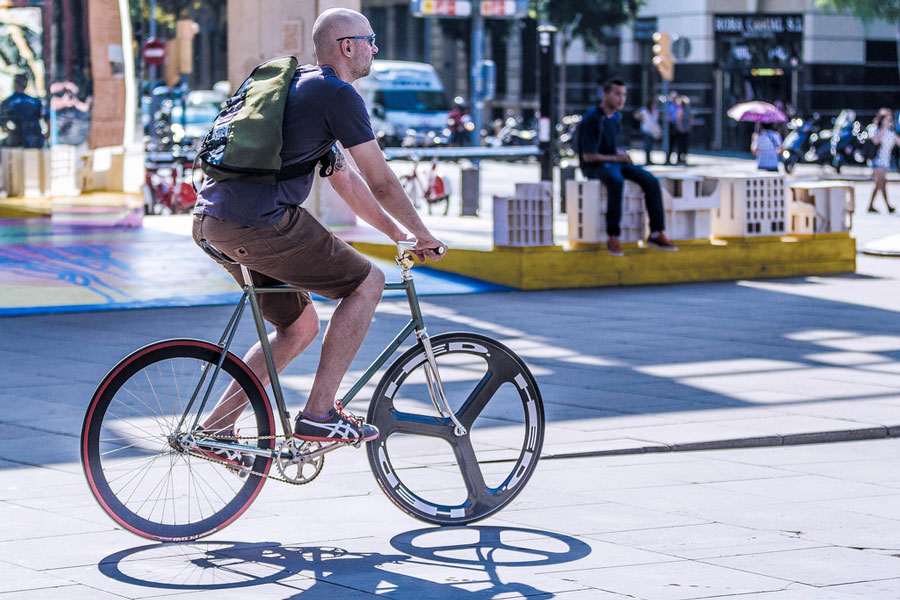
<box><xmin>351</xmin><ymin>233</ymin><xmax>857</xmax><ymax>290</ymax></box>
<box><xmin>0</xmin><ymin>192</ymin><xmax>142</xmax><ymax>219</ymax></box>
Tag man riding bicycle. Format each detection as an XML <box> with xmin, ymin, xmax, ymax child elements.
<box><xmin>191</xmin><ymin>8</ymin><xmax>446</xmax><ymax>454</ymax></box>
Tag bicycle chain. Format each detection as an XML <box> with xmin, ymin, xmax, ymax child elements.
<box><xmin>183</xmin><ymin>432</ymin><xmax>312</xmax><ymax>485</ymax></box>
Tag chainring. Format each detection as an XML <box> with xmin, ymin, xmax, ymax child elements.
<box><xmin>274</xmin><ymin>438</ymin><xmax>326</xmax><ymax>485</ymax></box>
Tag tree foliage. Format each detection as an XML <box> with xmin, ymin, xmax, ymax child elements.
<box><xmin>130</xmin><ymin>0</ymin><xmax>227</xmax><ymax>36</ymax></box>
<box><xmin>815</xmin><ymin>0</ymin><xmax>900</xmax><ymax>23</ymax></box>
<box><xmin>531</xmin><ymin>0</ymin><xmax>644</xmax><ymax>47</ymax></box>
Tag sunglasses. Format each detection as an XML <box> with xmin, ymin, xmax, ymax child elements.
<box><xmin>336</xmin><ymin>33</ymin><xmax>376</xmax><ymax>46</ymax></box>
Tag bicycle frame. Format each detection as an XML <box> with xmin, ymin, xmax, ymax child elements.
<box><xmin>177</xmin><ymin>242</ymin><xmax>463</xmax><ymax>460</ymax></box>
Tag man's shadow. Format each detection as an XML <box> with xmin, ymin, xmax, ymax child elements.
<box><xmin>98</xmin><ymin>526</ymin><xmax>591</xmax><ymax>598</ymax></box>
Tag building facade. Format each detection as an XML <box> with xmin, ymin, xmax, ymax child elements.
<box><xmin>362</xmin><ymin>0</ymin><xmax>899</xmax><ymax>153</ymax></box>
<box><xmin>619</xmin><ymin>0</ymin><xmax>900</xmax><ymax>151</ymax></box>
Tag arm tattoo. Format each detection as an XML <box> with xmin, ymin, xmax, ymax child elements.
<box><xmin>333</xmin><ymin>147</ymin><xmax>347</xmax><ymax>171</ymax></box>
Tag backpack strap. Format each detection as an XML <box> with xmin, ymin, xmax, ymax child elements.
<box><xmin>275</xmin><ymin>146</ymin><xmax>338</xmax><ymax>181</ymax></box>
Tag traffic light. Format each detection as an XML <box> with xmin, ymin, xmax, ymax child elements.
<box><xmin>652</xmin><ymin>32</ymin><xmax>675</xmax><ymax>81</ymax></box>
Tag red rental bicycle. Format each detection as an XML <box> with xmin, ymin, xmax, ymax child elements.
<box><xmin>399</xmin><ymin>156</ymin><xmax>450</xmax><ymax>215</ymax></box>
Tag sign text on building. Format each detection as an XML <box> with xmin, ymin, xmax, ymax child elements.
<box><xmin>714</xmin><ymin>15</ymin><xmax>803</xmax><ymax>38</ymax></box>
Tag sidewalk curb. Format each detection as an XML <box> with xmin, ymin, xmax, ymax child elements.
<box><xmin>541</xmin><ymin>425</ymin><xmax>895</xmax><ymax>460</ymax></box>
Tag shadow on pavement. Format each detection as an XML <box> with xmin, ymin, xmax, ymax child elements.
<box><xmin>96</xmin><ymin>526</ymin><xmax>590</xmax><ymax>597</ymax></box>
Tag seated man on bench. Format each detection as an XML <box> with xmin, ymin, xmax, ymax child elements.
<box><xmin>578</xmin><ymin>79</ymin><xmax>678</xmax><ymax>256</ymax></box>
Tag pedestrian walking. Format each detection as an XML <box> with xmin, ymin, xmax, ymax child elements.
<box><xmin>633</xmin><ymin>100</ymin><xmax>661</xmax><ymax>165</ymax></box>
<box><xmin>673</xmin><ymin>96</ymin><xmax>694</xmax><ymax>165</ymax></box>
<box><xmin>751</xmin><ymin>123</ymin><xmax>783</xmax><ymax>172</ymax></box>
<box><xmin>865</xmin><ymin>107</ymin><xmax>896</xmax><ymax>214</ymax></box>
<box><xmin>665</xmin><ymin>90</ymin><xmax>678</xmax><ymax>164</ymax></box>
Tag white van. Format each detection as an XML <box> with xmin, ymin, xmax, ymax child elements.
<box><xmin>357</xmin><ymin>60</ymin><xmax>450</xmax><ymax>147</ymax></box>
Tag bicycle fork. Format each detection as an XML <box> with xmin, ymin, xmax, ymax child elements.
<box><xmin>417</xmin><ymin>329</ymin><xmax>467</xmax><ymax>437</ymax></box>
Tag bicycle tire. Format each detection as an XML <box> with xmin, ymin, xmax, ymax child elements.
<box><xmin>366</xmin><ymin>332</ymin><xmax>544</xmax><ymax>525</ymax></box>
<box><xmin>82</xmin><ymin>339</ymin><xmax>275</xmax><ymax>542</ymax></box>
<box><xmin>401</xmin><ymin>174</ymin><xmax>421</xmax><ymax>208</ymax></box>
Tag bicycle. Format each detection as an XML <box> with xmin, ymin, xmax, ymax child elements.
<box><xmin>81</xmin><ymin>241</ymin><xmax>545</xmax><ymax>542</ymax></box>
<box><xmin>399</xmin><ymin>156</ymin><xmax>450</xmax><ymax>215</ymax></box>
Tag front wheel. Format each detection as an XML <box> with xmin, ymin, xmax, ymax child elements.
<box><xmin>81</xmin><ymin>340</ymin><xmax>275</xmax><ymax>542</ymax></box>
<box><xmin>366</xmin><ymin>333</ymin><xmax>545</xmax><ymax>525</ymax></box>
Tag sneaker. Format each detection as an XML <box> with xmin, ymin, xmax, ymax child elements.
<box><xmin>294</xmin><ymin>401</ymin><xmax>379</xmax><ymax>443</ymax></box>
<box><xmin>606</xmin><ymin>237</ymin><xmax>624</xmax><ymax>257</ymax></box>
<box><xmin>647</xmin><ymin>232</ymin><xmax>678</xmax><ymax>251</ymax></box>
<box><xmin>868</xmin><ymin>207</ymin><xmax>879</xmax><ymax>214</ymax></box>
<box><xmin>192</xmin><ymin>428</ymin><xmax>254</xmax><ymax>477</ymax></box>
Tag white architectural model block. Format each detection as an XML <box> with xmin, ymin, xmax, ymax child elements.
<box><xmin>789</xmin><ymin>182</ymin><xmax>854</xmax><ymax>233</ymax></box>
<box><xmin>711</xmin><ymin>174</ymin><xmax>786</xmax><ymax>237</ymax></box>
<box><xmin>659</xmin><ymin>174</ymin><xmax>720</xmax><ymax>240</ymax></box>
<box><xmin>494</xmin><ymin>182</ymin><xmax>553</xmax><ymax>247</ymax></box>
<box><xmin>566</xmin><ymin>179</ymin><xmax>647</xmax><ymax>244</ymax></box>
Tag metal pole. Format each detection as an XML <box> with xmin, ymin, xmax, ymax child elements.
<box><xmin>470</xmin><ymin>8</ymin><xmax>484</xmax><ymax>146</ymax></box>
<box><xmin>423</xmin><ymin>16</ymin><xmax>432</xmax><ymax>64</ymax></box>
<box><xmin>661</xmin><ymin>79</ymin><xmax>670</xmax><ymax>164</ymax></box>
<box><xmin>538</xmin><ymin>25</ymin><xmax>556</xmax><ymax>182</ymax></box>
<box><xmin>148</xmin><ymin>0</ymin><xmax>157</xmax><ymax>83</ymax></box>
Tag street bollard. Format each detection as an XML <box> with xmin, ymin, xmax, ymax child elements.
<box><xmin>559</xmin><ymin>165</ymin><xmax>576</xmax><ymax>214</ymax></box>
<box><xmin>461</xmin><ymin>164</ymin><xmax>480</xmax><ymax>216</ymax></box>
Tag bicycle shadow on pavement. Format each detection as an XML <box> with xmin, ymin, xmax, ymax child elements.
<box><xmin>97</xmin><ymin>526</ymin><xmax>591</xmax><ymax>597</ymax></box>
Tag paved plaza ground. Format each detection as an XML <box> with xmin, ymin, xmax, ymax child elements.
<box><xmin>2</xmin><ymin>156</ymin><xmax>900</xmax><ymax>598</ymax></box>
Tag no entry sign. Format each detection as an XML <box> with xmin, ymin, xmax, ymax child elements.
<box><xmin>142</xmin><ymin>38</ymin><xmax>166</xmax><ymax>66</ymax></box>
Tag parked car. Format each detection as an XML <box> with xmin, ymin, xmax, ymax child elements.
<box><xmin>357</xmin><ymin>60</ymin><xmax>450</xmax><ymax>147</ymax></box>
<box><xmin>170</xmin><ymin>90</ymin><xmax>226</xmax><ymax>149</ymax></box>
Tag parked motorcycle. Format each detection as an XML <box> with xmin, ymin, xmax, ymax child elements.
<box><xmin>781</xmin><ymin>114</ymin><xmax>832</xmax><ymax>173</ymax></box>
<box><xmin>557</xmin><ymin>114</ymin><xmax>582</xmax><ymax>158</ymax></box>
<box><xmin>484</xmin><ymin>117</ymin><xmax>537</xmax><ymax>147</ymax></box>
<box><xmin>830</xmin><ymin>109</ymin><xmax>868</xmax><ymax>172</ymax></box>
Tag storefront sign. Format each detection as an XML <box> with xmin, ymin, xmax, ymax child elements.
<box><xmin>714</xmin><ymin>14</ymin><xmax>803</xmax><ymax>38</ymax></box>
<box><xmin>410</xmin><ymin>0</ymin><xmax>472</xmax><ymax>17</ymax></box>
<box><xmin>479</xmin><ymin>0</ymin><xmax>528</xmax><ymax>17</ymax></box>
<box><xmin>634</xmin><ymin>18</ymin><xmax>658</xmax><ymax>41</ymax></box>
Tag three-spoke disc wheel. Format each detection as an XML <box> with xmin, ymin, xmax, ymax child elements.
<box><xmin>366</xmin><ymin>333</ymin><xmax>544</xmax><ymax>525</ymax></box>
<box><xmin>81</xmin><ymin>340</ymin><xmax>275</xmax><ymax>542</ymax></box>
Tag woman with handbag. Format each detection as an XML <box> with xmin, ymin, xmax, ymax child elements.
<box><xmin>866</xmin><ymin>107</ymin><xmax>896</xmax><ymax>214</ymax></box>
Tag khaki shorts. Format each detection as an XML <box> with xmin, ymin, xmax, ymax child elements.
<box><xmin>192</xmin><ymin>206</ymin><xmax>372</xmax><ymax>329</ymax></box>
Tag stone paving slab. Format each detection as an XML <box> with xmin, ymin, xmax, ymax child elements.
<box><xmin>548</xmin><ymin>559</ymin><xmax>790</xmax><ymax>600</ymax></box>
<box><xmin>589</xmin><ymin>523</ymin><xmax>825</xmax><ymax>560</ymax></box>
<box><xmin>706</xmin><ymin>546</ymin><xmax>900</xmax><ymax>587</ymax></box>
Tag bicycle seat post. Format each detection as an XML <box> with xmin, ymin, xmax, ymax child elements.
<box><xmin>239</xmin><ymin>264</ymin><xmax>254</xmax><ymax>288</ymax></box>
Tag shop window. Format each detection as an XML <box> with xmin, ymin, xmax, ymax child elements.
<box><xmin>866</xmin><ymin>41</ymin><xmax>898</xmax><ymax>64</ymax></box>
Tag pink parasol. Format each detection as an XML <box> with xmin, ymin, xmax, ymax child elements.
<box><xmin>727</xmin><ymin>101</ymin><xmax>788</xmax><ymax>123</ymax></box>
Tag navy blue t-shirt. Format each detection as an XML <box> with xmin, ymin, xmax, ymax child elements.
<box><xmin>577</xmin><ymin>106</ymin><xmax>620</xmax><ymax>178</ymax></box>
<box><xmin>194</xmin><ymin>65</ymin><xmax>375</xmax><ymax>227</ymax></box>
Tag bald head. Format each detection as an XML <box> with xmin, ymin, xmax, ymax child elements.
<box><xmin>313</xmin><ymin>8</ymin><xmax>369</xmax><ymax>62</ymax></box>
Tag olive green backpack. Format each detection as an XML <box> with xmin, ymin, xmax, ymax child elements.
<box><xmin>198</xmin><ymin>56</ymin><xmax>334</xmax><ymax>186</ymax></box>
